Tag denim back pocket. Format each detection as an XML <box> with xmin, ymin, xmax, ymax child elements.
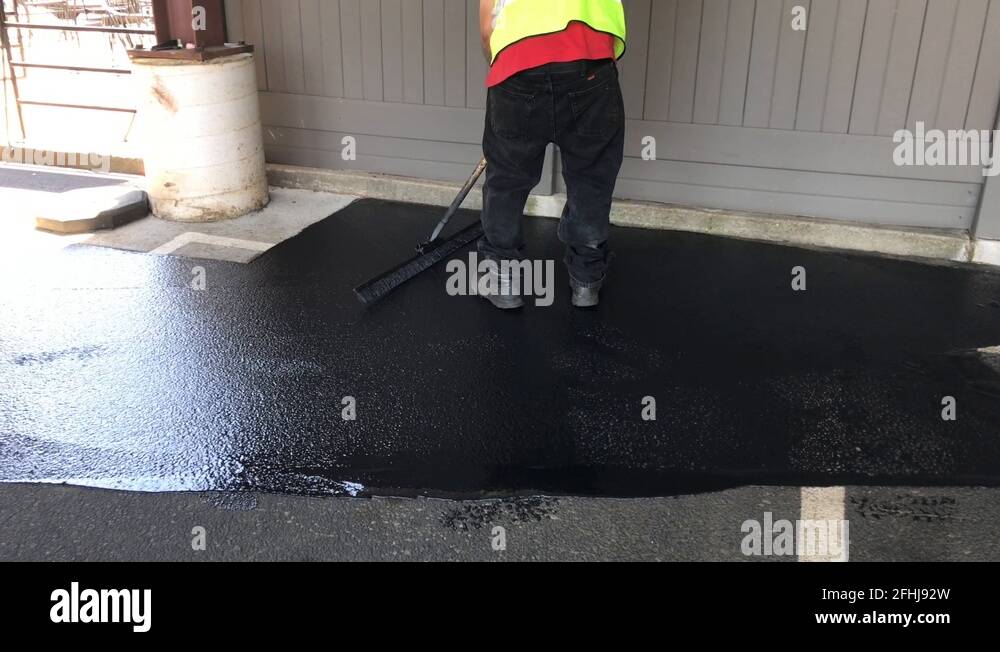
<box><xmin>489</xmin><ymin>85</ymin><xmax>536</xmax><ymax>140</ymax></box>
<box><xmin>568</xmin><ymin>78</ymin><xmax>622</xmax><ymax>138</ymax></box>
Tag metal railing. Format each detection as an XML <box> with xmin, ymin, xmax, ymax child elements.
<box><xmin>1</xmin><ymin>0</ymin><xmax>154</xmax><ymax>137</ymax></box>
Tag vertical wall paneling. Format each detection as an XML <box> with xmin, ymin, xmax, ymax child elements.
<box><xmin>279</xmin><ymin>0</ymin><xmax>305</xmax><ymax>94</ymax></box>
<box><xmin>743</xmin><ymin>0</ymin><xmax>783</xmax><ymax>128</ymax></box>
<box><xmin>443</xmin><ymin>0</ymin><xmax>467</xmax><ymax>107</ymax></box>
<box><xmin>668</xmin><ymin>0</ymin><xmax>703</xmax><ymax>123</ymax></box>
<box><xmin>692</xmin><ymin>0</ymin><xmax>730</xmax><ymax>125</ymax></box>
<box><xmin>848</xmin><ymin>0</ymin><xmax>896</xmax><ymax>135</ymax></box>
<box><xmin>299</xmin><ymin>0</ymin><xmax>325</xmax><ymax>95</ymax></box>
<box><xmin>319</xmin><ymin>0</ymin><xmax>344</xmax><ymax>98</ymax></box>
<box><xmin>717</xmin><ymin>0</ymin><xmax>755</xmax><ymax>127</ymax></box>
<box><xmin>821</xmin><ymin>0</ymin><xmax>866</xmax><ymax>133</ymax></box>
<box><xmin>935</xmin><ymin>0</ymin><xmax>990</xmax><ymax>130</ymax></box>
<box><xmin>795</xmin><ymin>0</ymin><xmax>839</xmax><ymax>132</ymax></box>
<box><xmin>907</xmin><ymin>0</ymin><xmax>960</xmax><ymax>129</ymax></box>
<box><xmin>360</xmin><ymin>0</ymin><xmax>384</xmax><ymax>101</ymax></box>
<box><xmin>423</xmin><ymin>0</ymin><xmax>446</xmax><ymax>106</ymax></box>
<box><xmin>466</xmin><ymin>0</ymin><xmax>488</xmax><ymax>109</ymax></box>
<box><xmin>340</xmin><ymin>0</ymin><xmax>365</xmax><ymax>99</ymax></box>
<box><xmin>402</xmin><ymin>0</ymin><xmax>425</xmax><ymax>104</ymax></box>
<box><xmin>874</xmin><ymin>0</ymin><xmax>926</xmax><ymax>135</ymax></box>
<box><xmin>769</xmin><ymin>0</ymin><xmax>809</xmax><ymax>129</ymax></box>
<box><xmin>642</xmin><ymin>0</ymin><xmax>677</xmax><ymax>122</ymax></box>
<box><xmin>260</xmin><ymin>0</ymin><xmax>287</xmax><ymax>92</ymax></box>
<box><xmin>381</xmin><ymin>0</ymin><xmax>405</xmax><ymax>102</ymax></box>
<box><xmin>620</xmin><ymin>0</ymin><xmax>652</xmax><ymax>119</ymax></box>
<box><xmin>966</xmin><ymin>0</ymin><xmax>1000</xmax><ymax>131</ymax></box>
<box><xmin>252</xmin><ymin>0</ymin><xmax>1000</xmax><ymax>232</ymax></box>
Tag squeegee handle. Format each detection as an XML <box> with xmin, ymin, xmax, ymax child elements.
<box><xmin>427</xmin><ymin>158</ymin><xmax>488</xmax><ymax>244</ymax></box>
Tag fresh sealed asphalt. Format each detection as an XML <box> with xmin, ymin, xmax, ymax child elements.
<box><xmin>2</xmin><ymin>197</ymin><xmax>1000</xmax><ymax>560</ymax></box>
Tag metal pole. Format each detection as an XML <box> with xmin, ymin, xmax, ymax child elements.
<box><xmin>0</xmin><ymin>3</ymin><xmax>27</xmax><ymax>139</ymax></box>
<box><xmin>971</xmin><ymin>101</ymin><xmax>1000</xmax><ymax>241</ymax></box>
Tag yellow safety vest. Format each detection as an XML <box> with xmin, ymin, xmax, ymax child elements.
<box><xmin>489</xmin><ymin>0</ymin><xmax>627</xmax><ymax>65</ymax></box>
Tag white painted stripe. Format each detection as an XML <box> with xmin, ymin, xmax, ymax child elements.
<box><xmin>150</xmin><ymin>232</ymin><xmax>273</xmax><ymax>256</ymax></box>
<box><xmin>799</xmin><ymin>487</ymin><xmax>849</xmax><ymax>563</ymax></box>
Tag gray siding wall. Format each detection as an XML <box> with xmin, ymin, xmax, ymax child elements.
<box><xmin>227</xmin><ymin>0</ymin><xmax>1000</xmax><ymax>233</ymax></box>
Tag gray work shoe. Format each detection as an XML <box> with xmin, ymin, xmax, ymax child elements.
<box><xmin>480</xmin><ymin>266</ymin><xmax>525</xmax><ymax>310</ymax></box>
<box><xmin>570</xmin><ymin>277</ymin><xmax>603</xmax><ymax>308</ymax></box>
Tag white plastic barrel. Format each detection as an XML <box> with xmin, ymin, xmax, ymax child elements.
<box><xmin>130</xmin><ymin>53</ymin><xmax>269</xmax><ymax>222</ymax></box>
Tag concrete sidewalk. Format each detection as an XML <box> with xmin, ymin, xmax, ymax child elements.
<box><xmin>0</xmin><ymin>163</ymin><xmax>356</xmax><ymax>263</ymax></box>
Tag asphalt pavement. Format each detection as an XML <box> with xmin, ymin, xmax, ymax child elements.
<box><xmin>2</xmin><ymin>485</ymin><xmax>998</xmax><ymax>561</ymax></box>
<box><xmin>3</xmin><ymin>178</ymin><xmax>1000</xmax><ymax>561</ymax></box>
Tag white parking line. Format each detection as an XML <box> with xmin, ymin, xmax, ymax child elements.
<box><xmin>799</xmin><ymin>487</ymin><xmax>848</xmax><ymax>562</ymax></box>
<box><xmin>150</xmin><ymin>232</ymin><xmax>274</xmax><ymax>256</ymax></box>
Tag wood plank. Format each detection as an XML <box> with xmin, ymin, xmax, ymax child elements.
<box><xmin>360</xmin><ymin>0</ymin><xmax>384</xmax><ymax>101</ymax></box>
<box><xmin>614</xmin><ymin>176</ymin><xmax>975</xmax><ymax>228</ymax></box>
<box><xmin>267</xmin><ymin>122</ymin><xmax>979</xmax><ymax>212</ymax></box>
<box><xmin>260</xmin><ymin>0</ymin><xmax>287</xmax><ymax>92</ymax></box>
<box><xmin>466</xmin><ymin>0</ymin><xmax>488</xmax><ymax>109</ymax></box>
<box><xmin>974</xmin><ymin>89</ymin><xmax>1000</xmax><ymax>238</ymax></box>
<box><xmin>266</xmin><ymin>145</ymin><xmax>491</xmax><ymax>183</ymax></box>
<box><xmin>424</xmin><ymin>0</ymin><xmax>446</xmax><ymax>106</ymax></box>
<box><xmin>617</xmin><ymin>118</ymin><xmax>984</xmax><ymax>182</ymax></box>
<box><xmin>769</xmin><ymin>0</ymin><xmax>809</xmax><ymax>129</ymax></box>
<box><xmin>743</xmin><ymin>0</ymin><xmax>783</xmax><ymax>128</ymax></box>
<box><xmin>279</xmin><ymin>0</ymin><xmax>305</xmax><ymax>93</ymax></box>
<box><xmin>907</xmin><ymin>0</ymin><xmax>960</xmax><ymax>129</ymax></box>
<box><xmin>620</xmin><ymin>0</ymin><xmax>652</xmax><ymax>119</ymax></box>
<box><xmin>966</xmin><ymin>0</ymin><xmax>1000</xmax><ymax>131</ymax></box>
<box><xmin>224</xmin><ymin>0</ymin><xmax>245</xmax><ymax>42</ymax></box>
<box><xmin>642</xmin><ymin>0</ymin><xmax>677</xmax><ymax>122</ymax></box>
<box><xmin>717</xmin><ymin>0</ymin><xmax>755</xmax><ymax>127</ymax></box>
<box><xmin>339</xmin><ymin>0</ymin><xmax>365</xmax><ymax>99</ymax></box>
<box><xmin>381</xmin><ymin>0</ymin><xmax>404</xmax><ymax>102</ymax></box>
<box><xmin>795</xmin><ymin>0</ymin><xmax>839</xmax><ymax>132</ymax></box>
<box><xmin>668</xmin><ymin>0</ymin><xmax>703</xmax><ymax>123</ymax></box>
<box><xmin>402</xmin><ymin>0</ymin><xmax>424</xmax><ymax>104</ymax></box>
<box><xmin>821</xmin><ymin>0</ymin><xmax>866</xmax><ymax>133</ymax></box>
<box><xmin>977</xmin><ymin>168</ymin><xmax>1000</xmax><ymax>239</ymax></box>
<box><xmin>444</xmin><ymin>0</ymin><xmax>467</xmax><ymax>107</ymax></box>
<box><xmin>936</xmin><ymin>0</ymin><xmax>990</xmax><ymax>130</ymax></box>
<box><xmin>260</xmin><ymin>91</ymin><xmax>485</xmax><ymax>143</ymax></box>
<box><xmin>258</xmin><ymin>91</ymin><xmax>985</xmax><ymax>184</ymax></box>
<box><xmin>264</xmin><ymin>125</ymin><xmax>484</xmax><ymax>162</ymax></box>
<box><xmin>617</xmin><ymin>157</ymin><xmax>980</xmax><ymax>207</ymax></box>
<box><xmin>300</xmin><ymin>0</ymin><xmax>325</xmax><ymax>95</ymax></box>
<box><xmin>875</xmin><ymin>0</ymin><xmax>927</xmax><ymax>135</ymax></box>
<box><xmin>319</xmin><ymin>0</ymin><xmax>344</xmax><ymax>98</ymax></box>
<box><xmin>241</xmin><ymin>0</ymin><xmax>268</xmax><ymax>91</ymax></box>
<box><xmin>693</xmin><ymin>0</ymin><xmax>729</xmax><ymax>125</ymax></box>
<box><xmin>849</xmin><ymin>0</ymin><xmax>897</xmax><ymax>135</ymax></box>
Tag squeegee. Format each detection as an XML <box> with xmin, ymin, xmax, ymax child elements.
<box><xmin>354</xmin><ymin>158</ymin><xmax>488</xmax><ymax>306</ymax></box>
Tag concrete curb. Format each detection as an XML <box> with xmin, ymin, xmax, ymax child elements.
<box><xmin>266</xmin><ymin>164</ymin><xmax>994</xmax><ymax>269</ymax></box>
<box><xmin>35</xmin><ymin>187</ymin><xmax>149</xmax><ymax>235</ymax></box>
<box><xmin>972</xmin><ymin>239</ymin><xmax>1000</xmax><ymax>267</ymax></box>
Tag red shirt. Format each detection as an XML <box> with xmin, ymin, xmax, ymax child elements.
<box><xmin>486</xmin><ymin>21</ymin><xmax>616</xmax><ymax>88</ymax></box>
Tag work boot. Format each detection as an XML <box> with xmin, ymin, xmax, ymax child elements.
<box><xmin>479</xmin><ymin>265</ymin><xmax>525</xmax><ymax>310</ymax></box>
<box><xmin>570</xmin><ymin>276</ymin><xmax>603</xmax><ymax>309</ymax></box>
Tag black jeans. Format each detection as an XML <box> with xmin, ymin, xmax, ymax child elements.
<box><xmin>480</xmin><ymin>58</ymin><xmax>626</xmax><ymax>286</ymax></box>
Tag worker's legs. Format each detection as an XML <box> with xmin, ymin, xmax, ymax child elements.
<box><xmin>553</xmin><ymin>60</ymin><xmax>625</xmax><ymax>286</ymax></box>
<box><xmin>480</xmin><ymin>74</ymin><xmax>552</xmax><ymax>264</ymax></box>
